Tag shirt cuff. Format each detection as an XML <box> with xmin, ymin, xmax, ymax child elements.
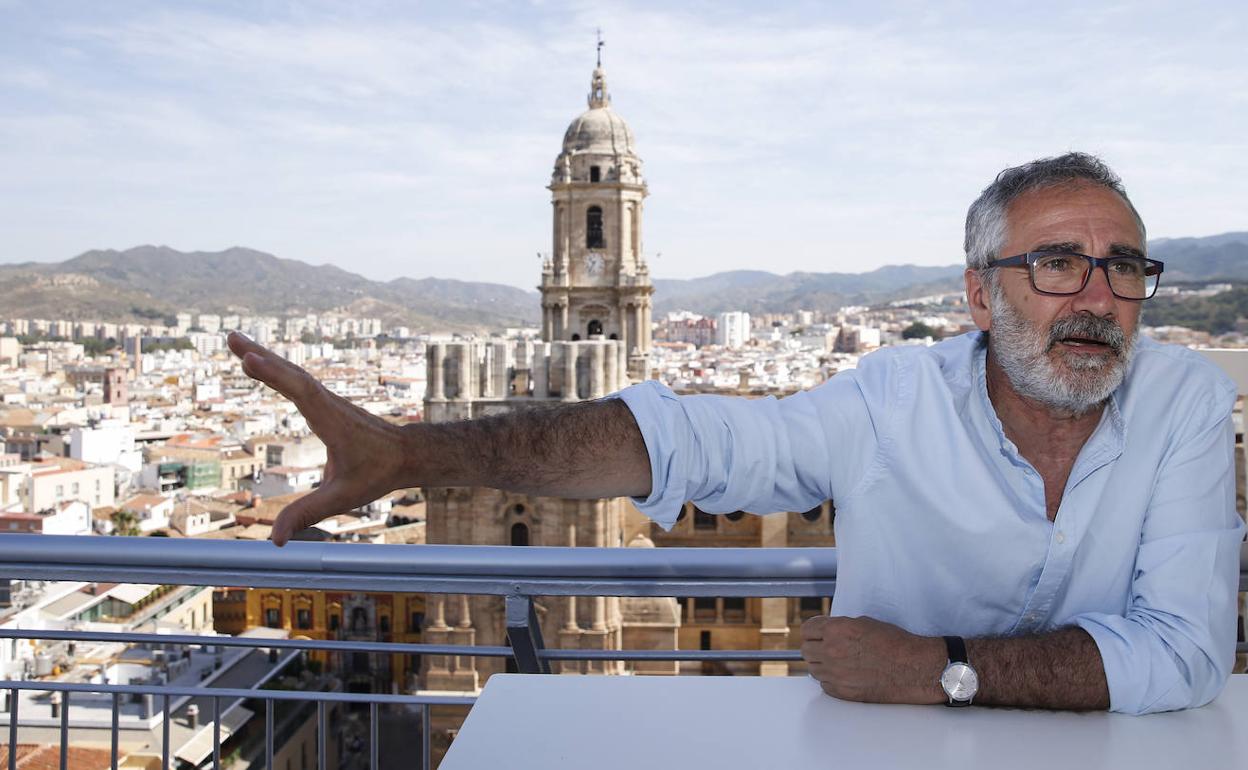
<box><xmin>608</xmin><ymin>380</ymin><xmax>687</xmax><ymax>531</ymax></box>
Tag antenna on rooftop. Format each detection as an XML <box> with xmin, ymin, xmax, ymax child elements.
<box><xmin>596</xmin><ymin>28</ymin><xmax>604</xmax><ymax>67</ymax></box>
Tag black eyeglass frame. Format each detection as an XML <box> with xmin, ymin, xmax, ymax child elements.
<box><xmin>984</xmin><ymin>252</ymin><xmax>1165</xmax><ymax>301</ymax></box>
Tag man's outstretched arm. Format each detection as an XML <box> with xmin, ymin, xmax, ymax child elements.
<box><xmin>227</xmin><ymin>332</ymin><xmax>651</xmax><ymax>545</ymax></box>
<box><xmin>800</xmin><ymin>616</ymin><xmax>1108</xmax><ymax>710</ymax></box>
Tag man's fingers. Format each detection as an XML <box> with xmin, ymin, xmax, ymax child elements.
<box><xmin>270</xmin><ymin>484</ymin><xmax>352</xmax><ymax>547</ymax></box>
<box><xmin>228</xmin><ymin>332</ymin><xmax>325</xmax><ymax>412</ymax></box>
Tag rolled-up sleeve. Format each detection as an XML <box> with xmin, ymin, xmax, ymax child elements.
<box><xmin>612</xmin><ymin>369</ymin><xmax>884</xmax><ymax>530</ymax></box>
<box><xmin>1074</xmin><ymin>384</ymin><xmax>1245</xmax><ymax>714</ymax></box>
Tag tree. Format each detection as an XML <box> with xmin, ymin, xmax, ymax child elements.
<box><xmin>902</xmin><ymin>321</ymin><xmax>940</xmax><ymax>340</ymax></box>
<box><xmin>111</xmin><ymin>509</ymin><xmax>140</xmax><ymax>537</ymax></box>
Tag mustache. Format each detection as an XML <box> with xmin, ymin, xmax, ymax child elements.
<box><xmin>1046</xmin><ymin>314</ymin><xmax>1127</xmax><ymax>355</ymax></box>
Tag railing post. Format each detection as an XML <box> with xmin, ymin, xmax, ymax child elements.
<box><xmin>505</xmin><ymin>595</ymin><xmax>550</xmax><ymax>674</ymax></box>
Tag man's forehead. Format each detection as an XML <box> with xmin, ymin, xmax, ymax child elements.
<box><xmin>1004</xmin><ymin>182</ymin><xmax>1144</xmax><ymax>251</ymax></box>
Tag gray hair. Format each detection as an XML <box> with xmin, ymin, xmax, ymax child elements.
<box><xmin>964</xmin><ymin>152</ymin><xmax>1146</xmax><ymax>273</ymax></box>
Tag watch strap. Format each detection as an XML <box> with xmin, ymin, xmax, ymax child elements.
<box><xmin>943</xmin><ymin>635</ymin><xmax>968</xmax><ymax>664</ymax></box>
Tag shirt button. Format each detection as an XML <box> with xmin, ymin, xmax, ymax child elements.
<box><xmin>1055</xmin><ymin>531</ymin><xmax>1066</xmax><ymax>544</ymax></box>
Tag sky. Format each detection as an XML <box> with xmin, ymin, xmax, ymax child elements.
<box><xmin>1</xmin><ymin>0</ymin><xmax>1245</xmax><ymax>289</ymax></box>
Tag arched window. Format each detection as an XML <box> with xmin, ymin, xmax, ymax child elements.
<box><xmin>586</xmin><ymin>206</ymin><xmax>605</xmax><ymax>249</ymax></box>
<box><xmin>609</xmin><ymin>333</ymin><xmax>618</xmax><ymax>340</ymax></box>
<box><xmin>350</xmin><ymin>607</ymin><xmax>367</xmax><ymax>632</ymax></box>
<box><xmin>571</xmin><ymin>333</ymin><xmax>581</xmax><ymax>341</ymax></box>
<box><xmin>801</xmin><ymin>505</ymin><xmax>822</xmax><ymax>523</ymax></box>
<box><xmin>590</xmin><ymin>165</ymin><xmax>601</xmax><ymax>183</ymax></box>
<box><xmin>588</xmin><ymin>319</ymin><xmax>603</xmax><ymax>336</ymax></box>
<box><xmin>511</xmin><ymin>522</ymin><xmax>529</xmax><ymax>547</ymax></box>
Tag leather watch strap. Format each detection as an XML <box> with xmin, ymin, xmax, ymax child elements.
<box><xmin>943</xmin><ymin>635</ymin><xmax>968</xmax><ymax>664</ymax></box>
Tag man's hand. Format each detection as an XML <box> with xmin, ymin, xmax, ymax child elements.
<box><xmin>800</xmin><ymin>615</ymin><xmax>945</xmax><ymax>705</ymax></box>
<box><xmin>227</xmin><ymin>332</ymin><xmax>411</xmax><ymax>546</ymax></box>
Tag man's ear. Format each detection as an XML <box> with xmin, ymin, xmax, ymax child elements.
<box><xmin>965</xmin><ymin>268</ymin><xmax>992</xmax><ymax>332</ymax></box>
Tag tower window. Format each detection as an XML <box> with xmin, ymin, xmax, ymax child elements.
<box><xmin>511</xmin><ymin>522</ymin><xmax>529</xmax><ymax>547</ymax></box>
<box><xmin>586</xmin><ymin>206</ymin><xmax>605</xmax><ymax>249</ymax></box>
<box><xmin>590</xmin><ymin>165</ymin><xmax>601</xmax><ymax>183</ymax></box>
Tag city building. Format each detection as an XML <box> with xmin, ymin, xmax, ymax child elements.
<box><xmin>716</xmin><ymin>311</ymin><xmax>751</xmax><ymax>349</ymax></box>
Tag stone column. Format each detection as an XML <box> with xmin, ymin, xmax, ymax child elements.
<box><xmin>628</xmin><ymin>305</ymin><xmax>638</xmax><ymax>354</ymax></box>
<box><xmin>532</xmin><ymin>344</ymin><xmax>549</xmax><ymax>398</ymax></box>
<box><xmin>563</xmin><ymin>344</ymin><xmax>578</xmax><ymax>402</ymax></box>
<box><xmin>429</xmin><ymin>344</ymin><xmax>446</xmax><ymax>400</ymax></box>
<box><xmin>456</xmin><ymin>343</ymin><xmax>474</xmax><ymax>401</ymax></box>
<box><xmin>480</xmin><ymin>345</ymin><xmax>494</xmax><ymax>398</ymax></box>
<box><xmin>618</xmin><ymin>302</ymin><xmax>630</xmax><ymax>353</ymax></box>
<box><xmin>604</xmin><ymin>341</ymin><xmax>619</xmax><ymax>392</ymax></box>
<box><xmin>559</xmin><ymin>303</ymin><xmax>569</xmax><ymax>340</ymax></box>
<box><xmin>642</xmin><ymin>303</ymin><xmax>652</xmax><ymax>351</ymax></box>
<box><xmin>589</xmin><ymin>343</ymin><xmax>604</xmax><ymax>398</ymax></box>
<box><xmin>542</xmin><ymin>305</ymin><xmax>554</xmax><ymax>341</ymax></box>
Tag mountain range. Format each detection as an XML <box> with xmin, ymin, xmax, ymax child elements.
<box><xmin>0</xmin><ymin>232</ymin><xmax>1244</xmax><ymax>331</ymax></box>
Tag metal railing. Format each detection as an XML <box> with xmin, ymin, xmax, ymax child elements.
<box><xmin>0</xmin><ymin>534</ymin><xmax>1245</xmax><ymax>770</ymax></box>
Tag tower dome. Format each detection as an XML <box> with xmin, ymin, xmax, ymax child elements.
<box><xmin>552</xmin><ymin>66</ymin><xmax>644</xmax><ymax>186</ymax></box>
<box><xmin>561</xmin><ymin>68</ymin><xmax>636</xmax><ymax>156</ymax></box>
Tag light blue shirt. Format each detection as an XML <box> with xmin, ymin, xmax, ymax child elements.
<box><xmin>617</xmin><ymin>332</ymin><xmax>1244</xmax><ymax>715</ymax></box>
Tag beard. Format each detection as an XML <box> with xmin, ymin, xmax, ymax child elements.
<box><xmin>988</xmin><ymin>281</ymin><xmax>1138</xmax><ymax>415</ymax></box>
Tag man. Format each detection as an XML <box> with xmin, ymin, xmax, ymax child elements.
<box><xmin>227</xmin><ymin>152</ymin><xmax>1243</xmax><ymax>715</ymax></box>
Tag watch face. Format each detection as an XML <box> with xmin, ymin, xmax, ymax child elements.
<box><xmin>585</xmin><ymin>252</ymin><xmax>604</xmax><ymax>276</ymax></box>
<box><xmin>941</xmin><ymin>662</ymin><xmax>978</xmax><ymax>701</ymax></box>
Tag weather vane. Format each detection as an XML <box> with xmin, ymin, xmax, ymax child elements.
<box><xmin>596</xmin><ymin>28</ymin><xmax>604</xmax><ymax>67</ymax></box>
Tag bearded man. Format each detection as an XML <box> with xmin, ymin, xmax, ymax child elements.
<box><xmin>228</xmin><ymin>152</ymin><xmax>1243</xmax><ymax>716</ymax></box>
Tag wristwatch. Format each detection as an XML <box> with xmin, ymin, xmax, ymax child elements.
<box><xmin>940</xmin><ymin>635</ymin><xmax>978</xmax><ymax>707</ymax></box>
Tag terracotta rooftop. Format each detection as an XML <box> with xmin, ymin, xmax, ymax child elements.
<box><xmin>0</xmin><ymin>744</ymin><xmax>113</xmax><ymax>770</ymax></box>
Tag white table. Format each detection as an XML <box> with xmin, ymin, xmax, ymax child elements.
<box><xmin>441</xmin><ymin>673</ymin><xmax>1248</xmax><ymax>769</ymax></box>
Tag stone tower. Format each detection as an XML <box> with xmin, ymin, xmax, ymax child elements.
<box><xmin>420</xmin><ymin>62</ymin><xmax>676</xmax><ymax>694</ymax></box>
<box><xmin>542</xmin><ymin>64</ymin><xmax>654</xmax><ymax>381</ymax></box>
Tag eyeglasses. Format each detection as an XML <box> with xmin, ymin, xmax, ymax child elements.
<box><xmin>985</xmin><ymin>252</ymin><xmax>1165</xmax><ymax>301</ymax></box>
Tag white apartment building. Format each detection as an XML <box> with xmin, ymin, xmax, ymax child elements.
<box><xmin>716</xmin><ymin>311</ymin><xmax>752</xmax><ymax>349</ymax></box>
<box><xmin>118</xmin><ymin>493</ymin><xmax>175</xmax><ymax>532</ymax></box>
<box><xmin>19</xmin><ymin>457</ymin><xmax>116</xmax><ymax>513</ymax></box>
<box><xmin>197</xmin><ymin>314</ymin><xmax>222</xmax><ymax>334</ymax></box>
<box><xmin>29</xmin><ymin>500</ymin><xmax>92</xmax><ymax>535</ymax></box>
<box><xmin>265</xmin><ymin>436</ymin><xmax>327</xmax><ymax>468</ymax></box>
<box><xmin>68</xmin><ymin>421</ymin><xmax>143</xmax><ymax>474</ymax></box>
<box><xmin>188</xmin><ymin>332</ymin><xmax>225</xmax><ymax>357</ymax></box>
<box><xmin>249</xmin><ymin>466</ymin><xmax>323</xmax><ymax>497</ymax></box>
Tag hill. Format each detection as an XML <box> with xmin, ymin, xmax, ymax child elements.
<box><xmin>0</xmin><ymin>232</ymin><xmax>1243</xmax><ymax>329</ymax></box>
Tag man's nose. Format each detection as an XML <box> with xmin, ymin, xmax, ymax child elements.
<box><xmin>1071</xmin><ymin>264</ymin><xmax>1117</xmax><ymax>316</ymax></box>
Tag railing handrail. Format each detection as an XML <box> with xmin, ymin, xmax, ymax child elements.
<box><xmin>0</xmin><ymin>533</ymin><xmax>840</xmax><ymax>597</ymax></box>
<box><xmin>0</xmin><ymin>534</ymin><xmax>1245</xmax><ymax>593</ymax></box>
<box><xmin>0</xmin><ymin>534</ymin><xmax>837</xmax><ymax>577</ymax></box>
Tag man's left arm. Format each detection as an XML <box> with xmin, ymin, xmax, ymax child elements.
<box><xmin>801</xmin><ymin>617</ymin><xmax>1108</xmax><ymax>709</ymax></box>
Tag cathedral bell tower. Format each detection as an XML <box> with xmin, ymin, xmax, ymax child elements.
<box><xmin>542</xmin><ymin>62</ymin><xmax>654</xmax><ymax>381</ymax></box>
